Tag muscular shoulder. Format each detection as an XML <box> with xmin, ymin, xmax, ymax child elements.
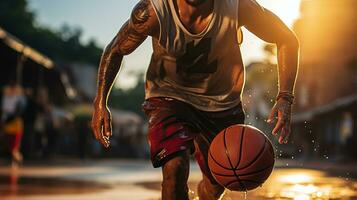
<box><xmin>239</xmin><ymin>0</ymin><xmax>265</xmax><ymax>25</ymax></box>
<box><xmin>130</xmin><ymin>0</ymin><xmax>159</xmax><ymax>37</ymax></box>
<box><xmin>239</xmin><ymin>0</ymin><xmax>262</xmax><ymax>9</ymax></box>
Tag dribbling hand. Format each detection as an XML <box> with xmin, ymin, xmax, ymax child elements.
<box><xmin>267</xmin><ymin>98</ymin><xmax>292</xmax><ymax>144</ymax></box>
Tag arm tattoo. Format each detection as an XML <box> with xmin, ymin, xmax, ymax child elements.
<box><xmin>131</xmin><ymin>0</ymin><xmax>150</xmax><ymax>31</ymax></box>
<box><xmin>95</xmin><ymin>0</ymin><xmax>155</xmax><ymax>103</ymax></box>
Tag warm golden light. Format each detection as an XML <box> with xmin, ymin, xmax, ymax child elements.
<box><xmin>279</xmin><ymin>173</ymin><xmax>313</xmax><ymax>184</ymax></box>
<box><xmin>248</xmin><ymin>169</ymin><xmax>357</xmax><ymax>199</ymax></box>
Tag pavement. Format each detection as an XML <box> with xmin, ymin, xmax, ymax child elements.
<box><xmin>0</xmin><ymin>159</ymin><xmax>356</xmax><ymax>200</ymax></box>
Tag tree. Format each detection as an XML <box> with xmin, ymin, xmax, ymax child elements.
<box><xmin>108</xmin><ymin>73</ymin><xmax>146</xmax><ymax>115</ymax></box>
<box><xmin>0</xmin><ymin>0</ymin><xmax>102</xmax><ymax>65</ymax></box>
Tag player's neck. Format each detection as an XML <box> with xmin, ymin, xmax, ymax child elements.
<box><xmin>177</xmin><ymin>0</ymin><xmax>214</xmax><ymax>20</ymax></box>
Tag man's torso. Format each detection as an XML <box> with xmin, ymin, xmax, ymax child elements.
<box><xmin>146</xmin><ymin>0</ymin><xmax>245</xmax><ymax>111</ymax></box>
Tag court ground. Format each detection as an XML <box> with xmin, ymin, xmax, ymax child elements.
<box><xmin>0</xmin><ymin>159</ymin><xmax>356</xmax><ymax>200</ymax></box>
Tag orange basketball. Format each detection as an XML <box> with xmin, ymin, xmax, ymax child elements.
<box><xmin>208</xmin><ymin>124</ymin><xmax>275</xmax><ymax>191</ymax></box>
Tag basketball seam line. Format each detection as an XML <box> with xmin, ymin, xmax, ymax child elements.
<box><xmin>223</xmin><ymin>127</ymin><xmax>247</xmax><ymax>191</ymax></box>
<box><xmin>209</xmin><ymin>151</ymin><xmax>233</xmax><ymax>171</ymax></box>
<box><xmin>225</xmin><ymin>179</ymin><xmax>264</xmax><ymax>189</ymax></box>
<box><xmin>210</xmin><ymin>164</ymin><xmax>274</xmax><ymax>178</ymax></box>
<box><xmin>234</xmin><ymin>126</ymin><xmax>245</xmax><ymax>169</ymax></box>
<box><xmin>237</xmin><ymin>138</ymin><xmax>268</xmax><ymax>171</ymax></box>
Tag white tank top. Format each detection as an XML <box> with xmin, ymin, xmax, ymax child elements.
<box><xmin>145</xmin><ymin>0</ymin><xmax>244</xmax><ymax>111</ymax></box>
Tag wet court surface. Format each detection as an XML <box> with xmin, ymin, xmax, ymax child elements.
<box><xmin>0</xmin><ymin>160</ymin><xmax>356</xmax><ymax>200</ymax></box>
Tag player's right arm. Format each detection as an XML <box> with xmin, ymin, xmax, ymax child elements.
<box><xmin>91</xmin><ymin>0</ymin><xmax>158</xmax><ymax>148</ymax></box>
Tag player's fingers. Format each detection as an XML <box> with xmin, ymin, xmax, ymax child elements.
<box><xmin>267</xmin><ymin>108</ymin><xmax>277</xmax><ymax>123</ymax></box>
<box><xmin>104</xmin><ymin>115</ymin><xmax>112</xmax><ymax>137</ymax></box>
<box><xmin>272</xmin><ymin>120</ymin><xmax>283</xmax><ymax>136</ymax></box>
<box><xmin>278</xmin><ymin>128</ymin><xmax>285</xmax><ymax>144</ymax></box>
<box><xmin>101</xmin><ymin>137</ymin><xmax>110</xmax><ymax>148</ymax></box>
<box><xmin>283</xmin><ymin>123</ymin><xmax>291</xmax><ymax>144</ymax></box>
<box><xmin>91</xmin><ymin>112</ymin><xmax>109</xmax><ymax>148</ymax></box>
<box><xmin>278</xmin><ymin>121</ymin><xmax>291</xmax><ymax>144</ymax></box>
<box><xmin>99</xmin><ymin>124</ymin><xmax>110</xmax><ymax>148</ymax></box>
<box><xmin>91</xmin><ymin>119</ymin><xmax>101</xmax><ymax>140</ymax></box>
<box><xmin>279</xmin><ymin>127</ymin><xmax>287</xmax><ymax>144</ymax></box>
<box><xmin>93</xmin><ymin>119</ymin><xmax>108</xmax><ymax>148</ymax></box>
<box><xmin>272</xmin><ymin>112</ymin><xmax>284</xmax><ymax>135</ymax></box>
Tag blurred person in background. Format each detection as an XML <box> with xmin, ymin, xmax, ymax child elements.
<box><xmin>33</xmin><ymin>87</ymin><xmax>58</xmax><ymax>158</ymax></box>
<box><xmin>42</xmin><ymin>103</ymin><xmax>58</xmax><ymax>158</ymax></box>
<box><xmin>1</xmin><ymin>80</ymin><xmax>26</xmax><ymax>166</ymax></box>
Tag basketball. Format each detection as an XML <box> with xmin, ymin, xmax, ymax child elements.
<box><xmin>208</xmin><ymin>124</ymin><xmax>275</xmax><ymax>191</ymax></box>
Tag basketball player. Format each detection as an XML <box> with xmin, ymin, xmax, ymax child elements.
<box><xmin>91</xmin><ymin>0</ymin><xmax>299</xmax><ymax>199</ymax></box>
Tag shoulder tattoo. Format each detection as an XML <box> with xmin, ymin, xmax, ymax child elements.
<box><xmin>130</xmin><ymin>0</ymin><xmax>151</xmax><ymax>32</ymax></box>
<box><xmin>111</xmin><ymin>0</ymin><xmax>154</xmax><ymax>55</ymax></box>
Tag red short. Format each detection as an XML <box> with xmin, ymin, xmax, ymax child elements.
<box><xmin>142</xmin><ymin>97</ymin><xmax>245</xmax><ymax>182</ymax></box>
<box><xmin>6</xmin><ymin>133</ymin><xmax>22</xmax><ymax>152</ymax></box>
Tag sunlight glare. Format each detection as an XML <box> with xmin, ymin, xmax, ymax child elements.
<box><xmin>279</xmin><ymin>173</ymin><xmax>313</xmax><ymax>184</ymax></box>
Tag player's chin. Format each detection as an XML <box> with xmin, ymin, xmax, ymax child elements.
<box><xmin>185</xmin><ymin>0</ymin><xmax>207</xmax><ymax>6</ymax></box>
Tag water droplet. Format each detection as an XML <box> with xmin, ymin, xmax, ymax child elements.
<box><xmin>188</xmin><ymin>189</ymin><xmax>199</xmax><ymax>200</ymax></box>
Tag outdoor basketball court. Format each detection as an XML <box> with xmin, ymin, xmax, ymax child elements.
<box><xmin>0</xmin><ymin>160</ymin><xmax>356</xmax><ymax>200</ymax></box>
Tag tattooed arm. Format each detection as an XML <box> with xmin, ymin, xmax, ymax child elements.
<box><xmin>91</xmin><ymin>0</ymin><xmax>158</xmax><ymax>147</ymax></box>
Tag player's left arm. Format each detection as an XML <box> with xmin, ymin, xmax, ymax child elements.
<box><xmin>238</xmin><ymin>0</ymin><xmax>300</xmax><ymax>144</ymax></box>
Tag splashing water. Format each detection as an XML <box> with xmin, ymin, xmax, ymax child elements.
<box><xmin>189</xmin><ymin>189</ymin><xmax>199</xmax><ymax>200</ymax></box>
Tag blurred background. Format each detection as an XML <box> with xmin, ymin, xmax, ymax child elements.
<box><xmin>0</xmin><ymin>0</ymin><xmax>356</xmax><ymax>199</ymax></box>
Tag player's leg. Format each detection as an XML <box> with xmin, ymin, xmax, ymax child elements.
<box><xmin>194</xmin><ymin>140</ymin><xmax>225</xmax><ymax>200</ymax></box>
<box><xmin>142</xmin><ymin>97</ymin><xmax>198</xmax><ymax>200</ymax></box>
<box><xmin>194</xmin><ymin>103</ymin><xmax>245</xmax><ymax>199</ymax></box>
<box><xmin>197</xmin><ymin>174</ymin><xmax>225</xmax><ymax>200</ymax></box>
<box><xmin>162</xmin><ymin>150</ymin><xmax>190</xmax><ymax>200</ymax></box>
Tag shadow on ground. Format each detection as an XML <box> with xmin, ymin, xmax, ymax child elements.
<box><xmin>0</xmin><ymin>175</ymin><xmax>111</xmax><ymax>196</ymax></box>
